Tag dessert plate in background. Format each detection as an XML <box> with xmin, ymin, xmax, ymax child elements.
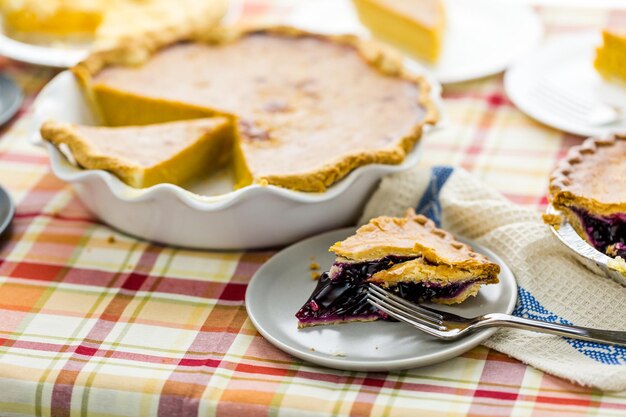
<box><xmin>288</xmin><ymin>0</ymin><xmax>543</xmax><ymax>84</ymax></box>
<box><xmin>0</xmin><ymin>184</ymin><xmax>14</xmax><ymax>237</ymax></box>
<box><xmin>0</xmin><ymin>23</ymin><xmax>88</xmax><ymax>68</ymax></box>
<box><xmin>0</xmin><ymin>73</ymin><xmax>23</xmax><ymax>125</ymax></box>
<box><xmin>245</xmin><ymin>227</ymin><xmax>517</xmax><ymax>372</ymax></box>
<box><xmin>505</xmin><ymin>32</ymin><xmax>626</xmax><ymax>137</ymax></box>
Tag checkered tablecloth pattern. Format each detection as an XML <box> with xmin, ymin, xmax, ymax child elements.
<box><xmin>1</xmin><ymin>1</ymin><xmax>626</xmax><ymax>416</ymax></box>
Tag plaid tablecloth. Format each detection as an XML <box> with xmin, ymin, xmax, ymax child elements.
<box><xmin>1</xmin><ymin>1</ymin><xmax>626</xmax><ymax>416</ymax></box>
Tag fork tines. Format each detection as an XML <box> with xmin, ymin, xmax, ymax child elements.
<box><xmin>366</xmin><ymin>284</ymin><xmax>447</xmax><ymax>333</ymax></box>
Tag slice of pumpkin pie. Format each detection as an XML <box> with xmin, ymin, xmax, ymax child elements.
<box><xmin>41</xmin><ymin>118</ymin><xmax>232</xmax><ymax>188</ymax></box>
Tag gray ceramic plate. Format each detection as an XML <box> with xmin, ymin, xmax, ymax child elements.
<box><xmin>0</xmin><ymin>73</ymin><xmax>22</xmax><ymax>126</ymax></box>
<box><xmin>246</xmin><ymin>227</ymin><xmax>517</xmax><ymax>372</ymax></box>
<box><xmin>0</xmin><ymin>184</ymin><xmax>14</xmax><ymax>236</ymax></box>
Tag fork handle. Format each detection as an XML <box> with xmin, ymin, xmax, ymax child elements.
<box><xmin>479</xmin><ymin>313</ymin><xmax>626</xmax><ymax>346</ymax></box>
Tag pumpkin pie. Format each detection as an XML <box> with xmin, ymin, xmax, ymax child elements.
<box><xmin>549</xmin><ymin>135</ymin><xmax>626</xmax><ymax>260</ymax></box>
<box><xmin>295</xmin><ymin>209</ymin><xmax>500</xmax><ymax>328</ymax></box>
<box><xmin>71</xmin><ymin>26</ymin><xmax>438</xmax><ymax>192</ymax></box>
<box><xmin>41</xmin><ymin>118</ymin><xmax>232</xmax><ymax>188</ymax></box>
<box><xmin>352</xmin><ymin>0</ymin><xmax>446</xmax><ymax>63</ymax></box>
<box><xmin>594</xmin><ymin>29</ymin><xmax>626</xmax><ymax>84</ymax></box>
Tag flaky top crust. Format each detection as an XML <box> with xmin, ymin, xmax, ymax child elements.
<box><xmin>549</xmin><ymin>135</ymin><xmax>626</xmax><ymax>215</ymax></box>
<box><xmin>330</xmin><ymin>209</ymin><xmax>500</xmax><ymax>274</ymax></box>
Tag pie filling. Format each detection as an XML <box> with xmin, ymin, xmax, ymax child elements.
<box><xmin>295</xmin><ymin>256</ymin><xmax>482</xmax><ymax>327</ymax></box>
<box><xmin>572</xmin><ymin>208</ymin><xmax>626</xmax><ymax>258</ymax></box>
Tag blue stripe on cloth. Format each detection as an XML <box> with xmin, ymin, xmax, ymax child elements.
<box><xmin>514</xmin><ymin>287</ymin><xmax>626</xmax><ymax>365</ymax></box>
<box><xmin>415</xmin><ymin>166</ymin><xmax>454</xmax><ymax>227</ymax></box>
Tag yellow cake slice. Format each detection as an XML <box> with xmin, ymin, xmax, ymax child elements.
<box><xmin>594</xmin><ymin>29</ymin><xmax>626</xmax><ymax>84</ymax></box>
<box><xmin>40</xmin><ymin>118</ymin><xmax>233</xmax><ymax>188</ymax></box>
<box><xmin>352</xmin><ymin>0</ymin><xmax>446</xmax><ymax>63</ymax></box>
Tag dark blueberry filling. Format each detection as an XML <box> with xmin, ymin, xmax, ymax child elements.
<box><xmin>572</xmin><ymin>208</ymin><xmax>626</xmax><ymax>258</ymax></box>
<box><xmin>295</xmin><ymin>256</ymin><xmax>480</xmax><ymax>326</ymax></box>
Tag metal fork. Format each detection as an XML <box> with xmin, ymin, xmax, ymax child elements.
<box><xmin>366</xmin><ymin>284</ymin><xmax>626</xmax><ymax>346</ymax></box>
<box><xmin>531</xmin><ymin>81</ymin><xmax>625</xmax><ymax>126</ymax></box>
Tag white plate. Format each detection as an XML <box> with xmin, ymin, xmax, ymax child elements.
<box><xmin>0</xmin><ymin>0</ymin><xmax>243</xmax><ymax>68</ymax></box>
<box><xmin>288</xmin><ymin>0</ymin><xmax>543</xmax><ymax>84</ymax></box>
<box><xmin>0</xmin><ymin>184</ymin><xmax>14</xmax><ymax>237</ymax></box>
<box><xmin>0</xmin><ymin>26</ymin><xmax>88</xmax><ymax>68</ymax></box>
<box><xmin>505</xmin><ymin>32</ymin><xmax>626</xmax><ymax>137</ymax></box>
<box><xmin>246</xmin><ymin>227</ymin><xmax>517</xmax><ymax>371</ymax></box>
<box><xmin>0</xmin><ymin>73</ymin><xmax>23</xmax><ymax>125</ymax></box>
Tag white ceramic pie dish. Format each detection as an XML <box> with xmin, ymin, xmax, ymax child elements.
<box><xmin>33</xmin><ymin>71</ymin><xmax>442</xmax><ymax>249</ymax></box>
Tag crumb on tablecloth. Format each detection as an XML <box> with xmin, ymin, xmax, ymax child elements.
<box><xmin>107</xmin><ymin>235</ymin><xmax>117</xmax><ymax>244</ymax></box>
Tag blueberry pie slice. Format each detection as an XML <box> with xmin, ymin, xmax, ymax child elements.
<box><xmin>296</xmin><ymin>210</ymin><xmax>500</xmax><ymax>328</ymax></box>
<box><xmin>549</xmin><ymin>135</ymin><xmax>626</xmax><ymax>259</ymax></box>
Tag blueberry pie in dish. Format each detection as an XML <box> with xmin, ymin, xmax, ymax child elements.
<box><xmin>296</xmin><ymin>210</ymin><xmax>500</xmax><ymax>328</ymax></box>
<box><xmin>69</xmin><ymin>26</ymin><xmax>438</xmax><ymax>192</ymax></box>
<box><xmin>549</xmin><ymin>135</ymin><xmax>626</xmax><ymax>259</ymax></box>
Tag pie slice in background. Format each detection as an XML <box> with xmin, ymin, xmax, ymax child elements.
<box><xmin>595</xmin><ymin>29</ymin><xmax>626</xmax><ymax>85</ymax></box>
<box><xmin>0</xmin><ymin>0</ymin><xmax>227</xmax><ymax>47</ymax></box>
<box><xmin>352</xmin><ymin>0</ymin><xmax>446</xmax><ymax>63</ymax></box>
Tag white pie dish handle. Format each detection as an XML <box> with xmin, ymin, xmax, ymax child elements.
<box><xmin>34</xmin><ymin>71</ymin><xmax>441</xmax><ymax>249</ymax></box>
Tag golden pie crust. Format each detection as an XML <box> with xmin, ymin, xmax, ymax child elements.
<box><xmin>549</xmin><ymin>135</ymin><xmax>626</xmax><ymax>216</ymax></box>
<box><xmin>70</xmin><ymin>25</ymin><xmax>439</xmax><ymax>192</ymax></box>
<box><xmin>331</xmin><ymin>209</ymin><xmax>500</xmax><ymax>303</ymax></box>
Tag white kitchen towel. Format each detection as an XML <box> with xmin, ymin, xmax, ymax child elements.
<box><xmin>360</xmin><ymin>166</ymin><xmax>626</xmax><ymax>391</ymax></box>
